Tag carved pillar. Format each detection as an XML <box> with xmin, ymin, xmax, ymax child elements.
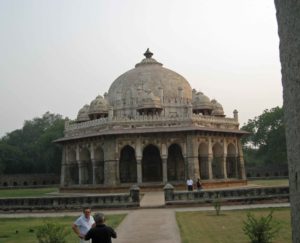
<box><xmin>162</xmin><ymin>157</ymin><xmax>168</xmax><ymax>183</ymax></box>
<box><xmin>60</xmin><ymin>147</ymin><xmax>67</xmax><ymax>186</ymax></box>
<box><xmin>186</xmin><ymin>135</ymin><xmax>200</xmax><ymax>180</ymax></box>
<box><xmin>161</xmin><ymin>143</ymin><xmax>168</xmax><ymax>183</ymax></box>
<box><xmin>207</xmin><ymin>155</ymin><xmax>213</xmax><ymax>180</ymax></box>
<box><xmin>208</xmin><ymin>138</ymin><xmax>213</xmax><ymax>179</ymax></box>
<box><xmin>90</xmin><ymin>144</ymin><xmax>96</xmax><ymax>185</ymax></box>
<box><xmin>136</xmin><ymin>159</ymin><xmax>142</xmax><ymax>183</ymax></box>
<box><xmin>136</xmin><ymin>138</ymin><xmax>142</xmax><ymax>184</ymax></box>
<box><xmin>104</xmin><ymin>139</ymin><xmax>119</xmax><ymax>186</ymax></box>
<box><xmin>91</xmin><ymin>159</ymin><xmax>97</xmax><ymax>185</ymax></box>
<box><xmin>78</xmin><ymin>161</ymin><xmax>86</xmax><ymax>185</ymax></box>
<box><xmin>222</xmin><ymin>139</ymin><xmax>228</xmax><ymax>179</ymax></box>
<box><xmin>222</xmin><ymin>155</ymin><xmax>228</xmax><ymax>179</ymax></box>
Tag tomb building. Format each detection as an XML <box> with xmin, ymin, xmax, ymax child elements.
<box><xmin>55</xmin><ymin>49</ymin><xmax>247</xmax><ymax>190</ymax></box>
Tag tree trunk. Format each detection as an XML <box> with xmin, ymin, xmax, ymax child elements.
<box><xmin>274</xmin><ymin>1</ymin><xmax>300</xmax><ymax>242</ymax></box>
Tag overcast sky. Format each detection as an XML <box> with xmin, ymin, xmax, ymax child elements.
<box><xmin>0</xmin><ymin>0</ymin><xmax>282</xmax><ymax>137</ymax></box>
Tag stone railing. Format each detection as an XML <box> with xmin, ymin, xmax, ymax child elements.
<box><xmin>64</xmin><ymin>113</ymin><xmax>239</xmax><ymax>137</ymax></box>
<box><xmin>0</xmin><ymin>186</ymin><xmax>140</xmax><ymax>211</ymax></box>
<box><xmin>163</xmin><ymin>184</ymin><xmax>289</xmax><ymax>205</ymax></box>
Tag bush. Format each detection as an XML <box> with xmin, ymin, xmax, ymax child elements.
<box><xmin>213</xmin><ymin>194</ymin><xmax>222</xmax><ymax>216</ymax></box>
<box><xmin>36</xmin><ymin>222</ymin><xmax>70</xmax><ymax>243</ymax></box>
<box><xmin>243</xmin><ymin>211</ymin><xmax>280</xmax><ymax>243</ymax></box>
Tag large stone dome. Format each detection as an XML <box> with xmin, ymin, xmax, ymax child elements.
<box><xmin>107</xmin><ymin>49</ymin><xmax>192</xmax><ymax>106</ymax></box>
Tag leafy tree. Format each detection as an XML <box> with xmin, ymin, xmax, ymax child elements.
<box><xmin>241</xmin><ymin>107</ymin><xmax>287</xmax><ymax>165</ymax></box>
<box><xmin>0</xmin><ymin>112</ymin><xmax>65</xmax><ymax>175</ymax></box>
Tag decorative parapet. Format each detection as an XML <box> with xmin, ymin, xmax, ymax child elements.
<box><xmin>63</xmin><ymin>113</ymin><xmax>240</xmax><ymax>138</ymax></box>
<box><xmin>0</xmin><ymin>189</ymin><xmax>140</xmax><ymax>211</ymax></box>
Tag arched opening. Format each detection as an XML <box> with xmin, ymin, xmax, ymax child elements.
<box><xmin>69</xmin><ymin>162</ymin><xmax>79</xmax><ymax>184</ymax></box>
<box><xmin>79</xmin><ymin>148</ymin><xmax>92</xmax><ymax>184</ymax></box>
<box><xmin>227</xmin><ymin>143</ymin><xmax>237</xmax><ymax>178</ymax></box>
<box><xmin>142</xmin><ymin>144</ymin><xmax>162</xmax><ymax>182</ymax></box>
<box><xmin>212</xmin><ymin>143</ymin><xmax>223</xmax><ymax>179</ymax></box>
<box><xmin>198</xmin><ymin>143</ymin><xmax>209</xmax><ymax>179</ymax></box>
<box><xmin>94</xmin><ymin>146</ymin><xmax>105</xmax><ymax>184</ymax></box>
<box><xmin>119</xmin><ymin>145</ymin><xmax>137</xmax><ymax>183</ymax></box>
<box><xmin>68</xmin><ymin>149</ymin><xmax>79</xmax><ymax>185</ymax></box>
<box><xmin>167</xmin><ymin>144</ymin><xmax>185</xmax><ymax>181</ymax></box>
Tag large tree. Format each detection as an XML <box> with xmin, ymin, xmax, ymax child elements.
<box><xmin>0</xmin><ymin>112</ymin><xmax>65</xmax><ymax>175</ymax></box>
<box><xmin>241</xmin><ymin>106</ymin><xmax>286</xmax><ymax>166</ymax></box>
<box><xmin>275</xmin><ymin>1</ymin><xmax>300</xmax><ymax>242</ymax></box>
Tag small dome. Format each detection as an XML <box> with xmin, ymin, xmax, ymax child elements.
<box><xmin>77</xmin><ymin>105</ymin><xmax>90</xmax><ymax>123</ymax></box>
<box><xmin>192</xmin><ymin>92</ymin><xmax>214</xmax><ymax>111</ymax></box>
<box><xmin>211</xmin><ymin>99</ymin><xmax>225</xmax><ymax>117</ymax></box>
<box><xmin>88</xmin><ymin>95</ymin><xmax>109</xmax><ymax>119</ymax></box>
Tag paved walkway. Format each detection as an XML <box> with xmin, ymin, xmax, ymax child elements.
<box><xmin>0</xmin><ymin>191</ymin><xmax>290</xmax><ymax>243</ymax></box>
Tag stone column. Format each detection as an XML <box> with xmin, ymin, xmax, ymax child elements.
<box><xmin>78</xmin><ymin>161</ymin><xmax>85</xmax><ymax>185</ymax></box>
<box><xmin>221</xmin><ymin>155</ymin><xmax>228</xmax><ymax>179</ymax></box>
<box><xmin>161</xmin><ymin>143</ymin><xmax>168</xmax><ymax>183</ymax></box>
<box><xmin>162</xmin><ymin>157</ymin><xmax>168</xmax><ymax>183</ymax></box>
<box><xmin>222</xmin><ymin>139</ymin><xmax>228</xmax><ymax>179</ymax></box>
<box><xmin>208</xmin><ymin>138</ymin><xmax>213</xmax><ymax>179</ymax></box>
<box><xmin>60</xmin><ymin>163</ymin><xmax>67</xmax><ymax>186</ymax></box>
<box><xmin>103</xmin><ymin>138</ymin><xmax>119</xmax><ymax>186</ymax></box>
<box><xmin>60</xmin><ymin>147</ymin><xmax>67</xmax><ymax>186</ymax></box>
<box><xmin>136</xmin><ymin>138</ymin><xmax>142</xmax><ymax>184</ymax></box>
<box><xmin>237</xmin><ymin>140</ymin><xmax>246</xmax><ymax>180</ymax></box>
<box><xmin>91</xmin><ymin>159</ymin><xmax>97</xmax><ymax>185</ymax></box>
<box><xmin>136</xmin><ymin>158</ymin><xmax>142</xmax><ymax>184</ymax></box>
<box><xmin>207</xmin><ymin>156</ymin><xmax>213</xmax><ymax>179</ymax></box>
<box><xmin>186</xmin><ymin>135</ymin><xmax>200</xmax><ymax>180</ymax></box>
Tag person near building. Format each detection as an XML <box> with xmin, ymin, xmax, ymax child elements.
<box><xmin>186</xmin><ymin>178</ymin><xmax>193</xmax><ymax>191</ymax></box>
<box><xmin>85</xmin><ymin>213</ymin><xmax>117</xmax><ymax>243</ymax></box>
<box><xmin>72</xmin><ymin>207</ymin><xmax>95</xmax><ymax>243</ymax></box>
<box><xmin>196</xmin><ymin>178</ymin><xmax>203</xmax><ymax>191</ymax></box>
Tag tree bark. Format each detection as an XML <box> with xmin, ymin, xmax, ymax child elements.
<box><xmin>274</xmin><ymin>1</ymin><xmax>300</xmax><ymax>242</ymax></box>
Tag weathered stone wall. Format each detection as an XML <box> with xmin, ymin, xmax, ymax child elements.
<box><xmin>0</xmin><ymin>187</ymin><xmax>140</xmax><ymax>211</ymax></box>
<box><xmin>164</xmin><ymin>184</ymin><xmax>289</xmax><ymax>205</ymax></box>
<box><xmin>0</xmin><ymin>174</ymin><xmax>59</xmax><ymax>187</ymax></box>
<box><xmin>246</xmin><ymin>164</ymin><xmax>288</xmax><ymax>178</ymax></box>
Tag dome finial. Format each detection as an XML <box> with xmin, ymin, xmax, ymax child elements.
<box><xmin>144</xmin><ymin>48</ymin><xmax>153</xmax><ymax>58</ymax></box>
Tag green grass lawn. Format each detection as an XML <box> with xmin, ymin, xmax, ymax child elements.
<box><xmin>0</xmin><ymin>214</ymin><xmax>126</xmax><ymax>243</ymax></box>
<box><xmin>0</xmin><ymin>187</ymin><xmax>58</xmax><ymax>198</ymax></box>
<box><xmin>176</xmin><ymin>208</ymin><xmax>291</xmax><ymax>243</ymax></box>
<box><xmin>248</xmin><ymin>179</ymin><xmax>289</xmax><ymax>187</ymax></box>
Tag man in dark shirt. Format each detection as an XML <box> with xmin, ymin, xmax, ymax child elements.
<box><xmin>85</xmin><ymin>213</ymin><xmax>117</xmax><ymax>243</ymax></box>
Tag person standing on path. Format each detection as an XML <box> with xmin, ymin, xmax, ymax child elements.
<box><xmin>72</xmin><ymin>207</ymin><xmax>95</xmax><ymax>243</ymax></box>
<box><xmin>186</xmin><ymin>178</ymin><xmax>193</xmax><ymax>191</ymax></box>
<box><xmin>85</xmin><ymin>213</ymin><xmax>117</xmax><ymax>243</ymax></box>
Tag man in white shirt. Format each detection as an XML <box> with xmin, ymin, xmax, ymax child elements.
<box><xmin>72</xmin><ymin>207</ymin><xmax>95</xmax><ymax>243</ymax></box>
<box><xmin>186</xmin><ymin>178</ymin><xmax>193</xmax><ymax>191</ymax></box>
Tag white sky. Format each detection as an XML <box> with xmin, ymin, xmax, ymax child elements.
<box><xmin>0</xmin><ymin>0</ymin><xmax>282</xmax><ymax>137</ymax></box>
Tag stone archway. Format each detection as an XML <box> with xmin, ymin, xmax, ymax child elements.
<box><xmin>79</xmin><ymin>147</ymin><xmax>92</xmax><ymax>184</ymax></box>
<box><xmin>142</xmin><ymin>144</ymin><xmax>162</xmax><ymax>182</ymax></box>
<box><xmin>227</xmin><ymin>143</ymin><xmax>237</xmax><ymax>178</ymax></box>
<box><xmin>167</xmin><ymin>143</ymin><xmax>185</xmax><ymax>181</ymax></box>
<box><xmin>94</xmin><ymin>146</ymin><xmax>104</xmax><ymax>184</ymax></box>
<box><xmin>212</xmin><ymin>143</ymin><xmax>223</xmax><ymax>179</ymax></box>
<box><xmin>198</xmin><ymin>142</ymin><xmax>209</xmax><ymax>179</ymax></box>
<box><xmin>119</xmin><ymin>145</ymin><xmax>137</xmax><ymax>183</ymax></box>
